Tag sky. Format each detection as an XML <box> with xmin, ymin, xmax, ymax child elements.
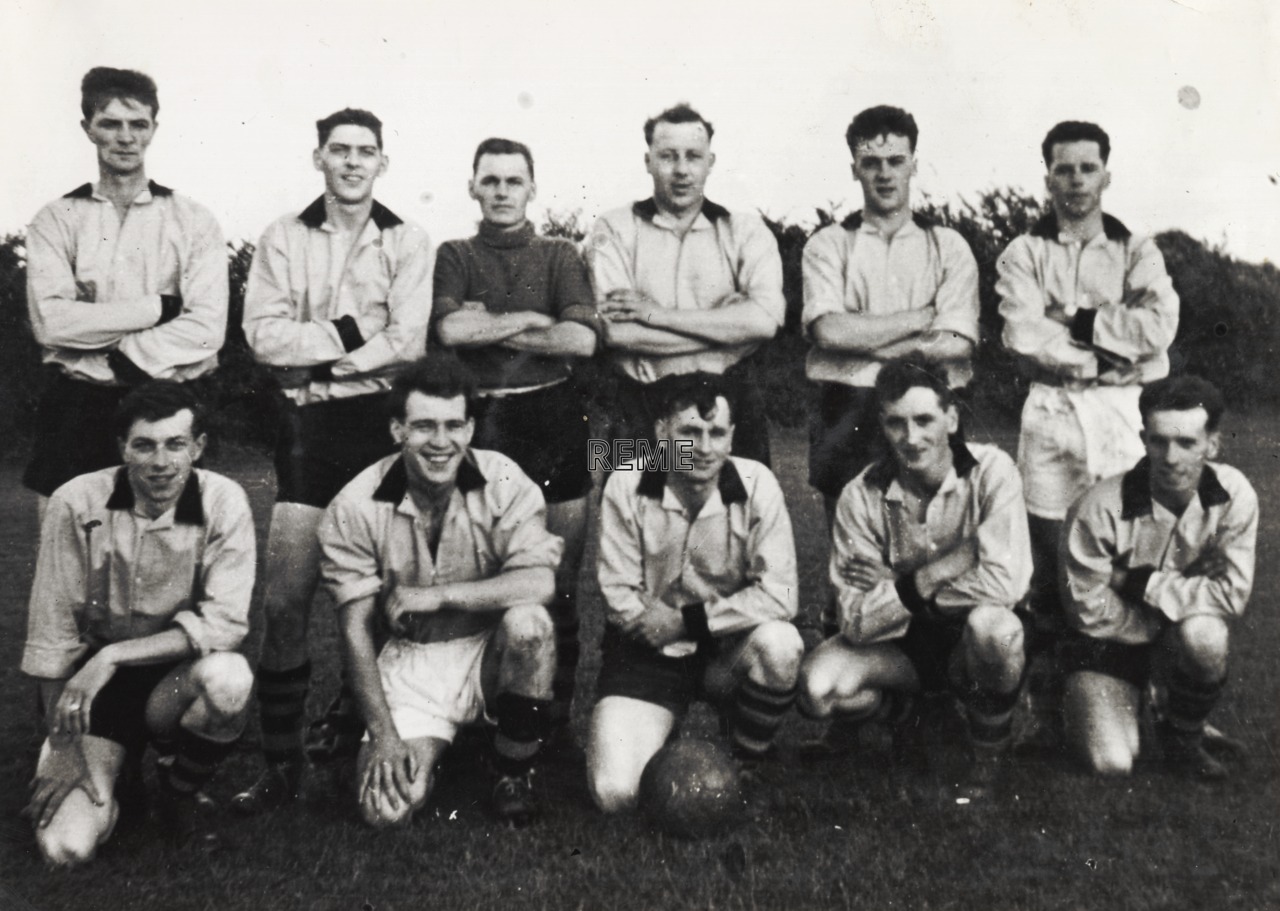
<box><xmin>3</xmin><ymin>0</ymin><xmax>1278</xmax><ymax>262</ymax></box>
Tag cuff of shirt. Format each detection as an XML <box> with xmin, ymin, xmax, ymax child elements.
<box><xmin>171</xmin><ymin>611</ymin><xmax>245</xmax><ymax>657</ymax></box>
<box><xmin>107</xmin><ymin>348</ymin><xmax>153</xmax><ymax>386</ymax></box>
<box><xmin>328</xmin><ymin>577</ymin><xmax>385</xmax><ymax>612</ymax></box>
<box><xmin>681</xmin><ymin>602</ymin><xmax>714</xmax><ymax>644</ymax></box>
<box><xmin>1069</xmin><ymin>308</ymin><xmax>1098</xmax><ymax>345</ymax></box>
<box><xmin>158</xmin><ymin>294</ymin><xmax>183</xmax><ymax>325</ymax></box>
<box><xmin>332</xmin><ymin>315</ymin><xmax>366</xmax><ymax>353</ymax></box>
<box><xmin>1117</xmin><ymin>566</ymin><xmax>1157</xmax><ymax>607</ymax></box>
<box><xmin>20</xmin><ymin>644</ymin><xmax>83</xmax><ymax>681</ymax></box>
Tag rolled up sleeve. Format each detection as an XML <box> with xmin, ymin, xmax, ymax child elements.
<box><xmin>732</xmin><ymin>215</ymin><xmax>786</xmax><ymax>328</ymax></box>
<box><xmin>596</xmin><ymin>474</ymin><xmax>649</xmax><ymax>628</ymax></box>
<box><xmin>21</xmin><ymin>496</ymin><xmax>91</xmax><ymax>679</ymax></box>
<box><xmin>800</xmin><ymin>227</ymin><xmax>847</xmax><ymax>339</ymax></box>
<box><xmin>928</xmin><ymin>231</ymin><xmax>980</xmax><ymax>343</ymax></box>
<box><xmin>832</xmin><ymin>483</ymin><xmax>913</xmax><ymax>644</ymax></box>
<box><xmin>170</xmin><ymin>483</ymin><xmax>255</xmax><ymax>655</ymax></box>
<box><xmin>490</xmin><ymin>473</ymin><xmax>563</xmax><ymax>574</ymax></box>
<box><xmin>319</xmin><ymin>496</ymin><xmax>386</xmax><ymax>611</ymax></box>
<box><xmin>1088</xmin><ymin>237</ymin><xmax>1179</xmax><ymax>366</ymax></box>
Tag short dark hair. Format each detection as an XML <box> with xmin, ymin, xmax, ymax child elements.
<box><xmin>81</xmin><ymin>67</ymin><xmax>159</xmax><ymax>121</ymax></box>
<box><xmin>874</xmin><ymin>355</ymin><xmax>954</xmax><ymax>412</ymax></box>
<box><xmin>846</xmin><ymin>105</ymin><xmax>918</xmax><ymax>156</ymax></box>
<box><xmin>644</xmin><ymin>103</ymin><xmax>714</xmax><ymax>146</ymax></box>
<box><xmin>649</xmin><ymin>372</ymin><xmax>736</xmax><ymax>426</ymax></box>
<box><xmin>1139</xmin><ymin>375</ymin><xmax>1225</xmax><ymax>432</ymax></box>
<box><xmin>389</xmin><ymin>358</ymin><xmax>478</xmax><ymax>421</ymax></box>
<box><xmin>113</xmin><ymin>381</ymin><xmax>204</xmax><ymax>441</ymax></box>
<box><xmin>472</xmin><ymin>137</ymin><xmax>535</xmax><ymax>180</ymax></box>
<box><xmin>316</xmin><ymin>108</ymin><xmax>384</xmax><ymax>150</ymax></box>
<box><xmin>1041</xmin><ymin>121</ymin><xmax>1110</xmax><ymax>167</ymax></box>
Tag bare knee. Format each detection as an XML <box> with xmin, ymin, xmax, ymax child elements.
<box><xmin>37</xmin><ymin>796</ymin><xmax>117</xmax><ymax>869</ymax></box>
<box><xmin>191</xmin><ymin>652</ymin><xmax>254</xmax><ymax>720</ymax></box>
<box><xmin>500</xmin><ymin>604</ymin><xmax>555</xmax><ymax>660</ymax></box>
<box><xmin>1084</xmin><ymin>738</ymin><xmax>1136</xmax><ymax>777</ymax></box>
<box><xmin>1175</xmin><ymin>616</ymin><xmax>1230</xmax><ymax>679</ymax></box>
<box><xmin>745</xmin><ymin>621</ymin><xmax>805</xmax><ymax>690</ymax></box>
<box><xmin>589</xmin><ymin>766</ymin><xmax>640</xmax><ymax>815</ymax></box>
<box><xmin>966</xmin><ymin>607</ymin><xmax>1025</xmax><ymax>663</ymax></box>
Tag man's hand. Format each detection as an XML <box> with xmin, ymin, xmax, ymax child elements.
<box><xmin>838</xmin><ymin>556</ymin><xmax>895</xmax><ymax>593</ymax></box>
<box><xmin>618</xmin><ymin>593</ymin><xmax>687</xmax><ymax>648</ymax></box>
<box><xmin>24</xmin><ymin>739</ymin><xmax>104</xmax><ymax>829</ymax></box>
<box><xmin>75</xmin><ymin>280</ymin><xmax>97</xmax><ymax>302</ymax></box>
<box><xmin>1184</xmin><ymin>546</ymin><xmax>1231</xmax><ymax>582</ymax></box>
<box><xmin>355</xmin><ymin>301</ymin><xmax>390</xmax><ymax>340</ymax></box>
<box><xmin>600</xmin><ymin>289</ymin><xmax>661</xmax><ymax>323</ymax></box>
<box><xmin>51</xmin><ymin>654</ymin><xmax>116</xmax><ymax>737</ymax></box>
<box><xmin>360</xmin><ymin>733</ymin><xmax>420</xmax><ymax>813</ymax></box>
<box><xmin>386</xmin><ymin>586</ymin><xmax>448</xmax><ymax>640</ymax></box>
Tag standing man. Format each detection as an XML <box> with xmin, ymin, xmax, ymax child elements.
<box><xmin>587</xmin><ymin>103</ymin><xmax>784</xmax><ymax>466</ymax></box>
<box><xmin>588</xmin><ymin>373</ymin><xmax>803</xmax><ymax>814</ymax></box>
<box><xmin>1060</xmin><ymin>376</ymin><xmax>1256</xmax><ymax>780</ymax></box>
<box><xmin>432</xmin><ymin>138</ymin><xmax>596</xmax><ymax>743</ymax></box>
<box><xmin>319</xmin><ymin>360</ymin><xmax>563</xmax><ymax>827</ymax></box>
<box><xmin>799</xmin><ymin>356</ymin><xmax>1031</xmax><ymax>798</ymax></box>
<box><xmin>234</xmin><ymin>108</ymin><xmax>435</xmax><ymax>813</ymax></box>
<box><xmin>22</xmin><ymin>382</ymin><xmax>255</xmax><ymax>866</ymax></box>
<box><xmin>997</xmin><ymin>121</ymin><xmax>1179</xmax><ymax>634</ymax></box>
<box><xmin>24</xmin><ymin>67</ymin><xmax>228</xmax><ymax>508</ymax></box>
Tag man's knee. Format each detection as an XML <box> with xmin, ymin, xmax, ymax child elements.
<box><xmin>588</xmin><ymin>765</ymin><xmax>640</xmax><ymax>815</ymax></box>
<box><xmin>1083</xmin><ymin>736</ymin><xmax>1136</xmax><ymax>777</ymax></box>
<box><xmin>190</xmin><ymin>652</ymin><xmax>255</xmax><ymax>720</ymax></box>
<box><xmin>1175</xmin><ymin>615</ymin><xmax>1230</xmax><ymax>677</ymax></box>
<box><xmin>500</xmin><ymin>604</ymin><xmax>555</xmax><ymax>654</ymax></box>
<box><xmin>966</xmin><ymin>607</ymin><xmax>1025</xmax><ymax>665</ymax></box>
<box><xmin>37</xmin><ymin>794</ymin><xmax>117</xmax><ymax>869</ymax></box>
<box><xmin>744</xmin><ymin>621</ymin><xmax>805</xmax><ymax>688</ymax></box>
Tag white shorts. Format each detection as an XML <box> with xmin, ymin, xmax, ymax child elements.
<box><xmin>1018</xmin><ymin>383</ymin><xmax>1144</xmax><ymax>520</ymax></box>
<box><xmin>373</xmin><ymin>632</ymin><xmax>494</xmax><ymax>743</ymax></box>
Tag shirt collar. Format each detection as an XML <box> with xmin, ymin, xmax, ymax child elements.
<box><xmin>297</xmin><ymin>196</ymin><xmax>404</xmax><ymax>231</ymax></box>
<box><xmin>65</xmin><ymin>180</ymin><xmax>172</xmax><ymax>204</ymax></box>
<box><xmin>841</xmin><ymin>210</ymin><xmax>933</xmax><ymax>236</ymax></box>
<box><xmin>864</xmin><ymin>438</ymin><xmax>979</xmax><ymax>493</ymax></box>
<box><xmin>371</xmin><ymin>453</ymin><xmax>488</xmax><ymax>504</ymax></box>
<box><xmin>478</xmin><ymin>219</ymin><xmax>535</xmax><ymax>249</ymax></box>
<box><xmin>1120</xmin><ymin>457</ymin><xmax>1231</xmax><ymax>519</ymax></box>
<box><xmin>1029</xmin><ymin>211</ymin><xmax>1132</xmax><ymax>243</ymax></box>
<box><xmin>104</xmin><ymin>467</ymin><xmax>205</xmax><ymax>525</ymax></box>
<box><xmin>637</xmin><ymin>457</ymin><xmax>749</xmax><ymax>507</ymax></box>
<box><xmin>632</xmin><ymin>197</ymin><xmax>729</xmax><ymax>230</ymax></box>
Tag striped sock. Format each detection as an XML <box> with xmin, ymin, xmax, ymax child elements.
<box><xmin>963</xmin><ymin>683</ymin><xmax>1021</xmax><ymax>757</ymax></box>
<box><xmin>1166</xmin><ymin>667</ymin><xmax>1225</xmax><ymax>735</ymax></box>
<box><xmin>731</xmin><ymin>678</ymin><xmax>797</xmax><ymax>758</ymax></box>
<box><xmin>162</xmin><ymin>727</ymin><xmax>237</xmax><ymax>795</ymax></box>
<box><xmin>258</xmin><ymin>662</ymin><xmax>310</xmax><ymax>766</ymax></box>
<box><xmin>550</xmin><ymin>589</ymin><xmax>580</xmax><ymax>721</ymax></box>
<box><xmin>492</xmin><ymin>693</ymin><xmax>553</xmax><ymax>778</ymax></box>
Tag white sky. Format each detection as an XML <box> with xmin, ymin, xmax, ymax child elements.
<box><xmin>3</xmin><ymin>0</ymin><xmax>1278</xmax><ymax>262</ymax></box>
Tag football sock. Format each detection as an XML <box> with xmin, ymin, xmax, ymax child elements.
<box><xmin>162</xmin><ymin>727</ymin><xmax>237</xmax><ymax>795</ymax></box>
<box><xmin>963</xmin><ymin>681</ymin><xmax>1021</xmax><ymax>757</ymax></box>
<box><xmin>550</xmin><ymin>589</ymin><xmax>580</xmax><ymax>721</ymax></box>
<box><xmin>492</xmin><ymin>693</ymin><xmax>553</xmax><ymax>778</ymax></box>
<box><xmin>1166</xmin><ymin>667</ymin><xmax>1225</xmax><ymax>735</ymax></box>
<box><xmin>731</xmin><ymin>678</ymin><xmax>797</xmax><ymax>758</ymax></box>
<box><xmin>258</xmin><ymin>661</ymin><xmax>310</xmax><ymax>766</ymax></box>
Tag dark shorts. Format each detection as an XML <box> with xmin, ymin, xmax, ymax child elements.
<box><xmin>898</xmin><ymin>617</ymin><xmax>967</xmax><ymax>695</ymax></box>
<box><xmin>274</xmin><ymin>393</ymin><xmax>398</xmax><ymax>508</ymax></box>
<box><xmin>1058</xmin><ymin>632</ymin><xmax>1154</xmax><ymax>691</ymax></box>
<box><xmin>82</xmin><ymin>659</ymin><xmax>185</xmax><ymax>752</ymax></box>
<box><xmin>808</xmin><ymin>383</ymin><xmax>885</xmax><ymax>501</ymax></box>
<box><xmin>472</xmin><ymin>380</ymin><xmax>592</xmax><ymax>504</ymax></box>
<box><xmin>608</xmin><ymin>363</ymin><xmax>771</xmax><ymax>468</ymax></box>
<box><xmin>23</xmin><ymin>373</ymin><xmax>132</xmax><ymax>497</ymax></box>
<box><xmin>595</xmin><ymin>628</ymin><xmax>713</xmax><ymax>715</ymax></box>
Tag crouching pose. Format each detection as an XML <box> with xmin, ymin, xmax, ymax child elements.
<box><xmin>22</xmin><ymin>382</ymin><xmax>255</xmax><ymax>866</ymax></box>
<box><xmin>800</xmin><ymin>356</ymin><xmax>1031</xmax><ymax>798</ymax></box>
<box><xmin>1060</xmin><ymin>375</ymin><xmax>1257</xmax><ymax>779</ymax></box>
<box><xmin>588</xmin><ymin>373</ymin><xmax>803</xmax><ymax>813</ymax></box>
<box><xmin>318</xmin><ymin>360</ymin><xmax>563</xmax><ymax>827</ymax></box>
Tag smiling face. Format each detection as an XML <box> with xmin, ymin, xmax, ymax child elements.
<box><xmin>1045</xmin><ymin>140</ymin><xmax>1109</xmax><ymax>222</ymax></box>
<box><xmin>470</xmin><ymin>152</ymin><xmax>535</xmax><ymax>228</ymax></box>
<box><xmin>313</xmin><ymin>124</ymin><xmax>387</xmax><ymax>206</ymax></box>
<box><xmin>879</xmin><ymin>386</ymin><xmax>958</xmax><ymax>486</ymax></box>
<box><xmin>1141</xmin><ymin>407</ymin><xmax>1218</xmax><ymax>507</ymax></box>
<box><xmin>656</xmin><ymin>397</ymin><xmax>734</xmax><ymax>486</ymax></box>
<box><xmin>119</xmin><ymin>408</ymin><xmax>205</xmax><ymax>517</ymax></box>
<box><xmin>645</xmin><ymin>120</ymin><xmax>715</xmax><ymax>218</ymax></box>
<box><xmin>851</xmin><ymin>132</ymin><xmax>916</xmax><ymax>219</ymax></box>
<box><xmin>82</xmin><ymin>96</ymin><xmax>156</xmax><ymax>178</ymax></box>
<box><xmin>392</xmin><ymin>391</ymin><xmax>474</xmax><ymax>495</ymax></box>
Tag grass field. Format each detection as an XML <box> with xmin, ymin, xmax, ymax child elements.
<box><xmin>0</xmin><ymin>409</ymin><xmax>1276</xmax><ymax>911</ymax></box>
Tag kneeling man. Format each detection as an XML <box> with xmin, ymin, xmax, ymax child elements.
<box><xmin>588</xmin><ymin>373</ymin><xmax>803</xmax><ymax>813</ymax></box>
<box><xmin>319</xmin><ymin>360</ymin><xmax>563</xmax><ymax>827</ymax></box>
<box><xmin>22</xmin><ymin>382</ymin><xmax>256</xmax><ymax>866</ymax></box>
<box><xmin>800</xmin><ymin>356</ymin><xmax>1031</xmax><ymax>797</ymax></box>
<box><xmin>1060</xmin><ymin>375</ymin><xmax>1257</xmax><ymax>779</ymax></box>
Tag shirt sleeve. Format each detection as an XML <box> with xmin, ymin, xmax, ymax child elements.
<box><xmin>701</xmin><ymin>468</ymin><xmax>798</xmax><ymax>636</ymax></box>
<box><xmin>116</xmin><ymin>203</ymin><xmax>230</xmax><ymax>376</ymax></box>
<box><xmin>927</xmin><ymin>230</ymin><xmax>981</xmax><ymax>343</ymax></box>
<box><xmin>997</xmin><ymin>236</ymin><xmax>1099</xmax><ymax>380</ymax></box>
<box><xmin>729</xmin><ymin>214</ymin><xmax>785</xmax><ymax>327</ymax></box>
<box><xmin>922</xmin><ymin>454</ymin><xmax>1033</xmax><ymax>614</ymax></box>
<box><xmin>1061</xmin><ymin>487</ymin><xmax>1166</xmax><ymax>644</ymax></box>
<box><xmin>430</xmin><ymin>240</ymin><xmax>471</xmax><ymax>338</ymax></box>
<box><xmin>550</xmin><ymin>240</ymin><xmax>598</xmax><ymax>328</ymax></box>
<box><xmin>831</xmin><ymin>481</ymin><xmax>913</xmax><ymax>644</ymax></box>
<box><xmin>334</xmin><ymin>225</ymin><xmax>434</xmax><ymax>378</ymax></box>
<box><xmin>26</xmin><ymin>205</ymin><xmax>162</xmax><ymax>350</ymax></box>
<box><xmin>319</xmin><ymin>494</ymin><xmax>386</xmax><ymax>611</ymax></box>
<box><xmin>596</xmin><ymin>473</ymin><xmax>649</xmax><ymax>628</ymax></box>
<box><xmin>1142</xmin><ymin>478</ymin><xmax>1257</xmax><ymax>624</ymax></box>
<box><xmin>21</xmin><ymin>494</ymin><xmax>90</xmax><ymax>679</ymax></box>
<box><xmin>242</xmin><ymin>220</ymin><xmax>349</xmax><ymax>366</ymax></box>
<box><xmin>170</xmin><ymin>479</ymin><xmax>255</xmax><ymax>655</ymax></box>
<box><xmin>586</xmin><ymin>214</ymin><xmax>636</xmax><ymax>303</ymax></box>
<box><xmin>488</xmin><ymin>470</ymin><xmax>564</xmax><ymax>574</ymax></box>
<box><xmin>1083</xmin><ymin>235</ymin><xmax>1179</xmax><ymax>366</ymax></box>
<box><xmin>800</xmin><ymin>226</ymin><xmax>848</xmax><ymax>339</ymax></box>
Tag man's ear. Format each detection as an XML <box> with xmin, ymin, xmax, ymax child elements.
<box><xmin>390</xmin><ymin>418</ymin><xmax>405</xmax><ymax>445</ymax></box>
<box><xmin>1101</xmin><ymin>167</ymin><xmax>1111</xmax><ymax>192</ymax></box>
<box><xmin>944</xmin><ymin>404</ymin><xmax>959</xmax><ymax>436</ymax></box>
<box><xmin>190</xmin><ymin>433</ymin><xmax>207</xmax><ymax>464</ymax></box>
<box><xmin>1206</xmin><ymin>430</ymin><xmax>1222</xmax><ymax>461</ymax></box>
<box><xmin>461</xmin><ymin>417</ymin><xmax>475</xmax><ymax>448</ymax></box>
<box><xmin>312</xmin><ymin>148</ymin><xmax>324</xmax><ymax>172</ymax></box>
<box><xmin>707</xmin><ymin>151</ymin><xmax>716</xmax><ymax>172</ymax></box>
<box><xmin>467</xmin><ymin>177</ymin><xmax>479</xmax><ymax>202</ymax></box>
<box><xmin>377</xmin><ymin>154</ymin><xmax>389</xmax><ymax>178</ymax></box>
